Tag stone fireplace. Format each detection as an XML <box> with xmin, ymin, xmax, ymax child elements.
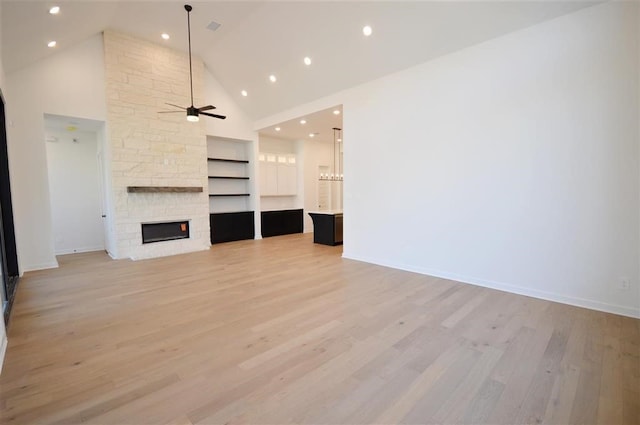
<box><xmin>103</xmin><ymin>31</ymin><xmax>210</xmax><ymax>260</ymax></box>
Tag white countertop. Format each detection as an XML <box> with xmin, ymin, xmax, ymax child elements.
<box><xmin>308</xmin><ymin>210</ymin><xmax>343</xmax><ymax>215</ymax></box>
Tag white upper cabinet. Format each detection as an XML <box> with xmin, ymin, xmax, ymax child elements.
<box><xmin>259</xmin><ymin>153</ymin><xmax>297</xmax><ymax>197</ymax></box>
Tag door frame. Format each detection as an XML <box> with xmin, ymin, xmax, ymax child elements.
<box><xmin>0</xmin><ymin>88</ymin><xmax>20</xmax><ymax>324</ymax></box>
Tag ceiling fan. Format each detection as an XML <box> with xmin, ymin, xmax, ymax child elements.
<box><xmin>159</xmin><ymin>4</ymin><xmax>226</xmax><ymax>122</ymax></box>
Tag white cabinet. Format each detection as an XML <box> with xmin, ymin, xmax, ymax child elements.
<box><xmin>259</xmin><ymin>153</ymin><xmax>297</xmax><ymax>196</ymax></box>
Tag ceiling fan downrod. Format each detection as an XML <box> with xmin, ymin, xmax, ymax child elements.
<box><xmin>185</xmin><ymin>4</ymin><xmax>195</xmax><ymax>109</ymax></box>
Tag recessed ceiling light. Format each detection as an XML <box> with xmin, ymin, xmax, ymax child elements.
<box><xmin>304</xmin><ymin>57</ymin><xmax>312</xmax><ymax>66</ymax></box>
<box><xmin>275</xmin><ymin>127</ymin><xmax>281</xmax><ymax>131</ymax></box>
<box><xmin>241</xmin><ymin>90</ymin><xmax>248</xmax><ymax>97</ymax></box>
<box><xmin>269</xmin><ymin>75</ymin><xmax>277</xmax><ymax>83</ymax></box>
<box><xmin>161</xmin><ymin>33</ymin><xmax>170</xmax><ymax>40</ymax></box>
<box><xmin>300</xmin><ymin>119</ymin><xmax>306</xmax><ymax>125</ymax></box>
<box><xmin>333</xmin><ymin>110</ymin><xmax>340</xmax><ymax>115</ymax></box>
<box><xmin>47</xmin><ymin>41</ymin><xmax>57</xmax><ymax>48</ymax></box>
<box><xmin>337</xmin><ymin>138</ymin><xmax>342</xmax><ymax>142</ymax></box>
<box><xmin>363</xmin><ymin>25</ymin><xmax>373</xmax><ymax>36</ymax></box>
<box><xmin>309</xmin><ymin>133</ymin><xmax>314</xmax><ymax>138</ymax></box>
<box><xmin>49</xmin><ymin>6</ymin><xmax>60</xmax><ymax>15</ymax></box>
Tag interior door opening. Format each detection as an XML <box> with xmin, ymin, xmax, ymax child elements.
<box><xmin>44</xmin><ymin>114</ymin><xmax>106</xmax><ymax>257</ymax></box>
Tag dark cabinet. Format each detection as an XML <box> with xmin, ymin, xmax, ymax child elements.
<box><xmin>261</xmin><ymin>209</ymin><xmax>303</xmax><ymax>238</ymax></box>
<box><xmin>210</xmin><ymin>211</ymin><xmax>255</xmax><ymax>244</ymax></box>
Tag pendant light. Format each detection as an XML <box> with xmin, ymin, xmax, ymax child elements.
<box><xmin>319</xmin><ymin>128</ymin><xmax>343</xmax><ymax>181</ymax></box>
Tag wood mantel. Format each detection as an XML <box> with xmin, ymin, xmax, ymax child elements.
<box><xmin>127</xmin><ymin>186</ymin><xmax>203</xmax><ymax>193</ymax></box>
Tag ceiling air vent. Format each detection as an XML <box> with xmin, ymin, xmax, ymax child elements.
<box><xmin>207</xmin><ymin>21</ymin><xmax>221</xmax><ymax>32</ymax></box>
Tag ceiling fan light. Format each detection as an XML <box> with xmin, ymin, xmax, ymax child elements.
<box><xmin>186</xmin><ymin>106</ymin><xmax>199</xmax><ymax>122</ymax></box>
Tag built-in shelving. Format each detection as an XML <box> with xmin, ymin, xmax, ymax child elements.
<box><xmin>207</xmin><ymin>137</ymin><xmax>254</xmax><ymax>243</ymax></box>
<box><xmin>207</xmin><ymin>155</ymin><xmax>251</xmax><ymax>198</ymax></box>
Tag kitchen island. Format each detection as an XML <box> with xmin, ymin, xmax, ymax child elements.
<box><xmin>308</xmin><ymin>210</ymin><xmax>343</xmax><ymax>246</ymax></box>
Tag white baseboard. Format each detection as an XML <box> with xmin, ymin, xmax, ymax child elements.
<box><xmin>342</xmin><ymin>252</ymin><xmax>640</xmax><ymax>319</ymax></box>
<box><xmin>0</xmin><ymin>334</ymin><xmax>7</xmax><ymax>374</ymax></box>
<box><xmin>22</xmin><ymin>260</ymin><xmax>59</xmax><ymax>273</ymax></box>
<box><xmin>54</xmin><ymin>246</ymin><xmax>104</xmax><ymax>255</ymax></box>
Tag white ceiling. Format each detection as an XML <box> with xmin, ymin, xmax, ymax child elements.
<box><xmin>259</xmin><ymin>105</ymin><xmax>343</xmax><ymax>144</ymax></box>
<box><xmin>2</xmin><ymin>1</ymin><xmax>597</xmax><ymax>123</ymax></box>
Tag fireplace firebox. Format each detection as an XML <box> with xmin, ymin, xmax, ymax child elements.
<box><xmin>141</xmin><ymin>221</ymin><xmax>189</xmax><ymax>244</ymax></box>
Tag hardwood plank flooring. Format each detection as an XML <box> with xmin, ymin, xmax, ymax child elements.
<box><xmin>0</xmin><ymin>233</ymin><xmax>638</xmax><ymax>424</ymax></box>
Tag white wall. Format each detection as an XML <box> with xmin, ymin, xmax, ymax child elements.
<box><xmin>44</xmin><ymin>129</ymin><xmax>104</xmax><ymax>255</ymax></box>
<box><xmin>204</xmin><ymin>69</ymin><xmax>256</xmax><ymax>143</ymax></box>
<box><xmin>5</xmin><ymin>35</ymin><xmax>106</xmax><ymax>271</ymax></box>
<box><xmin>344</xmin><ymin>1</ymin><xmax>639</xmax><ymax>317</ymax></box>
<box><xmin>257</xmin><ymin>2</ymin><xmax>640</xmax><ymax>318</ymax></box>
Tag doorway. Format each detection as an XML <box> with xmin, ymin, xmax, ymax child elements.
<box><xmin>0</xmin><ymin>90</ymin><xmax>19</xmax><ymax>323</ymax></box>
<box><xmin>44</xmin><ymin>115</ymin><xmax>105</xmax><ymax>256</ymax></box>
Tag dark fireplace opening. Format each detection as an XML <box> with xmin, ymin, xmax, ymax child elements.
<box><xmin>142</xmin><ymin>221</ymin><xmax>189</xmax><ymax>244</ymax></box>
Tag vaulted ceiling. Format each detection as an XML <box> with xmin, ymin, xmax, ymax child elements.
<box><xmin>2</xmin><ymin>1</ymin><xmax>597</xmax><ymax>121</ymax></box>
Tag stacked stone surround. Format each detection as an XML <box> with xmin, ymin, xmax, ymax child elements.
<box><xmin>103</xmin><ymin>30</ymin><xmax>210</xmax><ymax>260</ymax></box>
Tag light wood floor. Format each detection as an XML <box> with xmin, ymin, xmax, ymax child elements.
<box><xmin>0</xmin><ymin>233</ymin><xmax>638</xmax><ymax>424</ymax></box>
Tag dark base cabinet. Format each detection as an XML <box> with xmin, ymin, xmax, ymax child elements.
<box><xmin>261</xmin><ymin>209</ymin><xmax>304</xmax><ymax>238</ymax></box>
<box><xmin>308</xmin><ymin>212</ymin><xmax>343</xmax><ymax>246</ymax></box>
<box><xmin>210</xmin><ymin>211</ymin><xmax>255</xmax><ymax>244</ymax></box>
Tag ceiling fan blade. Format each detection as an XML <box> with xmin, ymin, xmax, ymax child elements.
<box><xmin>165</xmin><ymin>102</ymin><xmax>186</xmax><ymax>110</ymax></box>
<box><xmin>158</xmin><ymin>110</ymin><xmax>185</xmax><ymax>113</ymax></box>
<box><xmin>200</xmin><ymin>111</ymin><xmax>227</xmax><ymax>120</ymax></box>
<box><xmin>197</xmin><ymin>105</ymin><xmax>216</xmax><ymax>111</ymax></box>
